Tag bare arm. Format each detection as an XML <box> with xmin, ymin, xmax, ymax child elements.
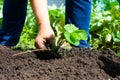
<box><xmin>30</xmin><ymin>0</ymin><xmax>55</xmax><ymax>49</ymax></box>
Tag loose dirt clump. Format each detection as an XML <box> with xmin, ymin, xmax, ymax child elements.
<box><xmin>0</xmin><ymin>45</ymin><xmax>120</xmax><ymax>80</ymax></box>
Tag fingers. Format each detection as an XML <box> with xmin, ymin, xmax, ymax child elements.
<box><xmin>35</xmin><ymin>35</ymin><xmax>55</xmax><ymax>50</ymax></box>
<box><xmin>35</xmin><ymin>37</ymin><xmax>47</xmax><ymax>50</ymax></box>
<box><xmin>46</xmin><ymin>35</ymin><xmax>55</xmax><ymax>49</ymax></box>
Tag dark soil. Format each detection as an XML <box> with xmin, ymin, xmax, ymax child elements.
<box><xmin>0</xmin><ymin>45</ymin><xmax>120</xmax><ymax>80</ymax></box>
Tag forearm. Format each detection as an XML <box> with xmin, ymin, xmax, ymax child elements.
<box><xmin>30</xmin><ymin>0</ymin><xmax>50</xmax><ymax>30</ymax></box>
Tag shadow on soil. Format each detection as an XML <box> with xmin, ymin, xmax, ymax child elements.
<box><xmin>98</xmin><ymin>55</ymin><xmax>120</xmax><ymax>78</ymax></box>
<box><xmin>35</xmin><ymin>50</ymin><xmax>62</xmax><ymax>60</ymax></box>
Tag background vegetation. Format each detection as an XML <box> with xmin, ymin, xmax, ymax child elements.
<box><xmin>0</xmin><ymin>0</ymin><xmax>120</xmax><ymax>51</ymax></box>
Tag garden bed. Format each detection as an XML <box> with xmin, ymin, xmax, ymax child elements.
<box><xmin>0</xmin><ymin>45</ymin><xmax>120</xmax><ymax>80</ymax></box>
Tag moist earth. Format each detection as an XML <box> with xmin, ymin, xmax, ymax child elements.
<box><xmin>0</xmin><ymin>45</ymin><xmax>120</xmax><ymax>80</ymax></box>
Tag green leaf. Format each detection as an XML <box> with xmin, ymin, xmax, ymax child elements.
<box><xmin>116</xmin><ymin>52</ymin><xmax>120</xmax><ymax>58</ymax></box>
<box><xmin>64</xmin><ymin>31</ymin><xmax>72</xmax><ymax>43</ymax></box>
<box><xmin>116</xmin><ymin>31</ymin><xmax>120</xmax><ymax>39</ymax></box>
<box><xmin>105</xmin><ymin>33</ymin><xmax>112</xmax><ymax>42</ymax></box>
<box><xmin>70</xmin><ymin>32</ymin><xmax>80</xmax><ymax>40</ymax></box>
<box><xmin>64</xmin><ymin>31</ymin><xmax>79</xmax><ymax>46</ymax></box>
<box><xmin>64</xmin><ymin>30</ymin><xmax>87</xmax><ymax>46</ymax></box>
<box><xmin>73</xmin><ymin>30</ymin><xmax>88</xmax><ymax>40</ymax></box>
<box><xmin>64</xmin><ymin>24</ymin><xmax>78</xmax><ymax>33</ymax></box>
<box><xmin>113</xmin><ymin>37</ymin><xmax>120</xmax><ymax>42</ymax></box>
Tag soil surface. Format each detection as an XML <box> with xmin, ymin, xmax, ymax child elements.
<box><xmin>0</xmin><ymin>45</ymin><xmax>120</xmax><ymax>80</ymax></box>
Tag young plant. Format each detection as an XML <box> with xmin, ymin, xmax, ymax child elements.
<box><xmin>51</xmin><ymin>24</ymin><xmax>88</xmax><ymax>52</ymax></box>
<box><xmin>49</xmin><ymin>5</ymin><xmax>87</xmax><ymax>51</ymax></box>
<box><xmin>63</xmin><ymin>24</ymin><xmax>87</xmax><ymax>46</ymax></box>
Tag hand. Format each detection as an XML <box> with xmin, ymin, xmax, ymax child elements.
<box><xmin>35</xmin><ymin>26</ymin><xmax>55</xmax><ymax>50</ymax></box>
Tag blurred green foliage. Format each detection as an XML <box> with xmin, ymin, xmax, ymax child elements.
<box><xmin>90</xmin><ymin>0</ymin><xmax>120</xmax><ymax>49</ymax></box>
<box><xmin>0</xmin><ymin>0</ymin><xmax>3</xmax><ymax>28</ymax></box>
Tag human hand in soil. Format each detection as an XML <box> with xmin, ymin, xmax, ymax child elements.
<box><xmin>35</xmin><ymin>25</ymin><xmax>55</xmax><ymax>50</ymax></box>
<box><xmin>30</xmin><ymin>0</ymin><xmax>55</xmax><ymax>50</ymax></box>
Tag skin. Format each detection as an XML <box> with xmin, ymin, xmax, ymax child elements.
<box><xmin>30</xmin><ymin>0</ymin><xmax>55</xmax><ymax>50</ymax></box>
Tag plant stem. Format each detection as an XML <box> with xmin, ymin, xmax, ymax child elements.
<box><xmin>12</xmin><ymin>49</ymin><xmax>50</xmax><ymax>57</ymax></box>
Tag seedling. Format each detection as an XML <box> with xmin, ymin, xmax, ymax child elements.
<box><xmin>51</xmin><ymin>24</ymin><xmax>88</xmax><ymax>52</ymax></box>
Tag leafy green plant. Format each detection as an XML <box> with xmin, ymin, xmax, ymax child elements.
<box><xmin>48</xmin><ymin>4</ymin><xmax>65</xmax><ymax>47</ymax></box>
<box><xmin>63</xmin><ymin>24</ymin><xmax>87</xmax><ymax>46</ymax></box>
<box><xmin>49</xmin><ymin>5</ymin><xmax>87</xmax><ymax>51</ymax></box>
<box><xmin>90</xmin><ymin>0</ymin><xmax>120</xmax><ymax>50</ymax></box>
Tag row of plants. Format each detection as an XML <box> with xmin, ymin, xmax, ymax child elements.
<box><xmin>0</xmin><ymin>1</ymin><xmax>120</xmax><ymax>52</ymax></box>
<box><xmin>91</xmin><ymin>0</ymin><xmax>120</xmax><ymax>57</ymax></box>
<box><xmin>90</xmin><ymin>0</ymin><xmax>120</xmax><ymax>50</ymax></box>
